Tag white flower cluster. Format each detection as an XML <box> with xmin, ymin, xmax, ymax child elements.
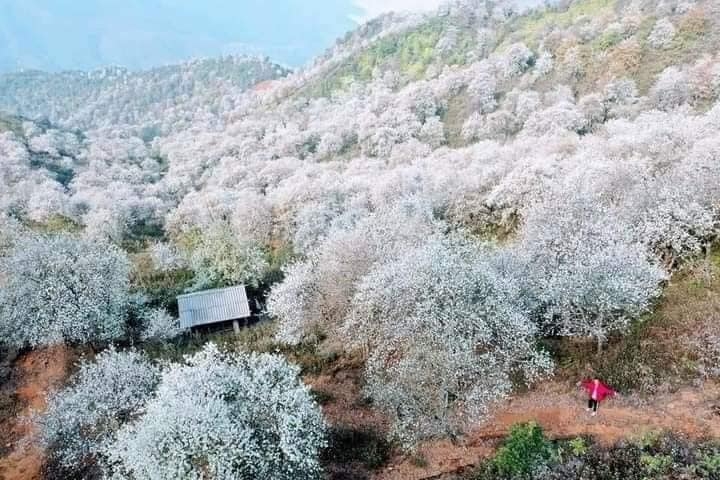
<box><xmin>38</xmin><ymin>344</ymin><xmax>326</xmax><ymax>480</ymax></box>
<box><xmin>38</xmin><ymin>348</ymin><xmax>160</xmax><ymax>470</ymax></box>
<box><xmin>648</xmin><ymin>18</ymin><xmax>676</xmax><ymax>49</ymax></box>
<box><xmin>348</xmin><ymin>235</ymin><xmax>552</xmax><ymax>447</ymax></box>
<box><xmin>104</xmin><ymin>345</ymin><xmax>326</xmax><ymax>480</ymax></box>
<box><xmin>139</xmin><ymin>308</ymin><xmax>185</xmax><ymax>342</ymax></box>
<box><xmin>0</xmin><ymin>231</ymin><xmax>131</xmax><ymax>347</ymax></box>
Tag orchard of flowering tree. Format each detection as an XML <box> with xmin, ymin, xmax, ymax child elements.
<box><xmin>2</xmin><ymin>0</ymin><xmax>720</xmax><ymax>477</ymax></box>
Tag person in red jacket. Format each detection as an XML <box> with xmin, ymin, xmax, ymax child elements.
<box><xmin>580</xmin><ymin>378</ymin><xmax>616</xmax><ymax>416</ymax></box>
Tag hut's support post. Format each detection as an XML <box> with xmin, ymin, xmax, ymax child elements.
<box><xmin>233</xmin><ymin>319</ymin><xmax>241</xmax><ymax>336</ymax></box>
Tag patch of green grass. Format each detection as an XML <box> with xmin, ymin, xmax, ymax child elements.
<box><xmin>493</xmin><ymin>422</ymin><xmax>553</xmax><ymax>477</ymax></box>
<box><xmin>567</xmin><ymin>437</ymin><xmax>588</xmax><ymax>457</ymax></box>
<box><xmin>698</xmin><ymin>452</ymin><xmax>720</xmax><ymax>476</ymax></box>
<box><xmin>26</xmin><ymin>214</ymin><xmax>83</xmax><ymax>234</ymax></box>
<box><xmin>470</xmin><ymin>432</ymin><xmax>720</xmax><ymax>479</ymax></box>
<box><xmin>306</xmin><ymin>19</ymin><xmax>474</xmax><ymax>97</ymax></box>
<box><xmin>632</xmin><ymin>8</ymin><xmax>714</xmax><ymax>93</ymax></box>
<box><xmin>130</xmin><ymin>261</ymin><xmax>195</xmax><ymax>312</ymax></box>
<box><xmin>593</xmin><ymin>29</ymin><xmax>624</xmax><ymax>51</ymax></box>
<box><xmin>498</xmin><ymin>0</ymin><xmax>617</xmax><ymax>49</ymax></box>
<box><xmin>640</xmin><ymin>453</ymin><xmax>674</xmax><ymax>476</ymax></box>
<box><xmin>472</xmin><ymin>422</ymin><xmax>554</xmax><ymax>479</ymax></box>
<box><xmin>121</xmin><ymin>221</ymin><xmax>166</xmax><ymax>253</ymax></box>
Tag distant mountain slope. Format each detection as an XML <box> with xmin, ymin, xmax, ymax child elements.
<box><xmin>0</xmin><ymin>56</ymin><xmax>291</xmax><ymax>133</ymax></box>
<box><xmin>292</xmin><ymin>0</ymin><xmax>720</xmax><ymax>100</ymax></box>
<box><xmin>0</xmin><ymin>0</ymin><xmax>359</xmax><ymax>72</ymax></box>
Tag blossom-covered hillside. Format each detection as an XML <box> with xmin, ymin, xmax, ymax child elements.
<box><xmin>2</xmin><ymin>0</ymin><xmax>720</xmax><ymax>478</ymax></box>
<box><xmin>0</xmin><ymin>56</ymin><xmax>290</xmax><ymax>133</ymax></box>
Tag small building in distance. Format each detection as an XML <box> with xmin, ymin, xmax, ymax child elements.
<box><xmin>178</xmin><ymin>285</ymin><xmax>252</xmax><ymax>333</ymax></box>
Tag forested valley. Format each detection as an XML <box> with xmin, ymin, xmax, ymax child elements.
<box><xmin>2</xmin><ymin>0</ymin><xmax>720</xmax><ymax>478</ymax></box>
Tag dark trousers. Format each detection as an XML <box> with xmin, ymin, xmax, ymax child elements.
<box><xmin>588</xmin><ymin>398</ymin><xmax>598</xmax><ymax>412</ymax></box>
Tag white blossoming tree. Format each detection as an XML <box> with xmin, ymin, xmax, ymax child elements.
<box><xmin>268</xmin><ymin>199</ymin><xmax>440</xmax><ymax>345</ymax></box>
<box><xmin>517</xmin><ymin>193</ymin><xmax>667</xmax><ymax>353</ymax></box>
<box><xmin>38</xmin><ymin>348</ymin><xmax>160</xmax><ymax>474</ymax></box>
<box><xmin>345</xmin><ymin>236</ymin><xmax>552</xmax><ymax>448</ymax></box>
<box><xmin>184</xmin><ymin>222</ymin><xmax>269</xmax><ymax>290</ymax></box>
<box><xmin>650</xmin><ymin>66</ymin><xmax>690</xmax><ymax>111</ymax></box>
<box><xmin>0</xmin><ymin>232</ymin><xmax>131</xmax><ymax>347</ymax></box>
<box><xmin>648</xmin><ymin>18</ymin><xmax>676</xmax><ymax>49</ymax></box>
<box><xmin>500</xmin><ymin>43</ymin><xmax>535</xmax><ymax>78</ymax></box>
<box><xmin>103</xmin><ymin>344</ymin><xmax>327</xmax><ymax>480</ymax></box>
<box><xmin>139</xmin><ymin>308</ymin><xmax>185</xmax><ymax>342</ymax></box>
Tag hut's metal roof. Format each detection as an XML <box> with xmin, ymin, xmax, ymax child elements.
<box><xmin>177</xmin><ymin>285</ymin><xmax>251</xmax><ymax>329</ymax></box>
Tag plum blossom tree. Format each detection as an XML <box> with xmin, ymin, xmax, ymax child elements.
<box><xmin>462</xmin><ymin>112</ymin><xmax>486</xmax><ymax>142</ymax></box>
<box><xmin>316</xmin><ymin>131</ymin><xmax>345</xmax><ymax>159</ymax></box>
<box><xmin>516</xmin><ymin>193</ymin><xmax>667</xmax><ymax>353</ymax></box>
<box><xmin>650</xmin><ymin>66</ymin><xmax>690</xmax><ymax>111</ymax></box>
<box><xmin>269</xmin><ymin>199</ymin><xmax>440</xmax><ymax>345</ymax></box>
<box><xmin>622</xmin><ymin>147</ymin><xmax>720</xmax><ymax>265</ymax></box>
<box><xmin>687</xmin><ymin>55</ymin><xmax>720</xmax><ymax>104</ymax></box>
<box><xmin>648</xmin><ymin>18</ymin><xmax>676</xmax><ymax>49</ymax></box>
<box><xmin>419</xmin><ymin>116</ymin><xmax>446</xmax><ymax>147</ymax></box>
<box><xmin>139</xmin><ymin>308</ymin><xmax>185</xmax><ymax>342</ymax></box>
<box><xmin>0</xmin><ymin>232</ymin><xmax>131</xmax><ymax>347</ymax></box>
<box><xmin>466</xmin><ymin>62</ymin><xmax>498</xmax><ymax>113</ymax></box>
<box><xmin>579</xmin><ymin>93</ymin><xmax>608</xmax><ymax>130</ymax></box>
<box><xmin>38</xmin><ymin>348</ymin><xmax>160</xmax><ymax>474</ymax></box>
<box><xmin>268</xmin><ymin>261</ymin><xmax>323</xmax><ymax>345</ymax></box>
<box><xmin>149</xmin><ymin>242</ymin><xmax>186</xmax><ymax>271</ymax></box>
<box><xmin>345</xmin><ymin>236</ymin><xmax>551</xmax><ymax>447</ymax></box>
<box><xmin>103</xmin><ymin>344</ymin><xmax>326</xmax><ymax>480</ymax></box>
<box><xmin>184</xmin><ymin>223</ymin><xmax>269</xmax><ymax>290</ymax></box>
<box><xmin>603</xmin><ymin>77</ymin><xmax>640</xmax><ymax>119</ymax></box>
<box><xmin>522</xmin><ymin>101</ymin><xmax>585</xmax><ymax>136</ymax></box>
<box><xmin>533</xmin><ymin>51</ymin><xmax>554</xmax><ymax>77</ymax></box>
<box><xmin>500</xmin><ymin>43</ymin><xmax>535</xmax><ymax>78</ymax></box>
<box><xmin>0</xmin><ymin>214</ymin><xmax>22</xmax><ymax>257</ymax></box>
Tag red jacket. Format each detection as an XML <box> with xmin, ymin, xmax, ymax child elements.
<box><xmin>581</xmin><ymin>379</ymin><xmax>616</xmax><ymax>402</ymax></box>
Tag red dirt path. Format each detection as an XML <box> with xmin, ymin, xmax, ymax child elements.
<box><xmin>373</xmin><ymin>381</ymin><xmax>720</xmax><ymax>480</ymax></box>
<box><xmin>0</xmin><ymin>347</ymin><xmax>73</xmax><ymax>480</ymax></box>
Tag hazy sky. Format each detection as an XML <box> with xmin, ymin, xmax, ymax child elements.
<box><xmin>0</xmin><ymin>0</ymin><xmax>539</xmax><ymax>72</ymax></box>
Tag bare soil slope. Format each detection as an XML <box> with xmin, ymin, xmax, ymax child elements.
<box><xmin>0</xmin><ymin>347</ymin><xmax>72</xmax><ymax>480</ymax></box>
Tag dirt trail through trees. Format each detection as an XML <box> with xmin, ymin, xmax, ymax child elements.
<box><xmin>0</xmin><ymin>347</ymin><xmax>72</xmax><ymax>480</ymax></box>
<box><xmin>374</xmin><ymin>381</ymin><xmax>720</xmax><ymax>480</ymax></box>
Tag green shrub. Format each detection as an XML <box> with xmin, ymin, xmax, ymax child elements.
<box><xmin>306</xmin><ymin>18</ymin><xmax>475</xmax><ymax>97</ymax></box>
<box><xmin>492</xmin><ymin>422</ymin><xmax>553</xmax><ymax>478</ymax></box>
<box><xmin>698</xmin><ymin>452</ymin><xmax>720</xmax><ymax>476</ymax></box>
<box><xmin>487</xmin><ymin>432</ymin><xmax>720</xmax><ymax>480</ymax></box>
<box><xmin>568</xmin><ymin>437</ymin><xmax>588</xmax><ymax>457</ymax></box>
<box><xmin>595</xmin><ymin>30</ymin><xmax>623</xmax><ymax>50</ymax></box>
<box><xmin>640</xmin><ymin>453</ymin><xmax>673</xmax><ymax>476</ymax></box>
